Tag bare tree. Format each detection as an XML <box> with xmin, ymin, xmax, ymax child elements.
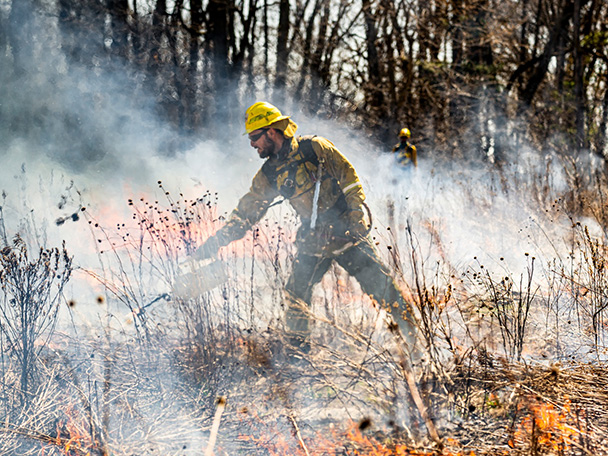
<box><xmin>3</xmin><ymin>0</ymin><xmax>608</xmax><ymax>160</ymax></box>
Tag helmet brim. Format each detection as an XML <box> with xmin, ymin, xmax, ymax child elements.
<box><xmin>243</xmin><ymin>115</ymin><xmax>291</xmax><ymax>135</ymax></box>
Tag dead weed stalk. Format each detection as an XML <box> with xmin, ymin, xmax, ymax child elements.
<box><xmin>0</xmin><ymin>235</ymin><xmax>72</xmax><ymax>407</ymax></box>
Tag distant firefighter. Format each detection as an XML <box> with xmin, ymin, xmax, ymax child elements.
<box><xmin>191</xmin><ymin>102</ymin><xmax>416</xmax><ymax>357</ymax></box>
<box><xmin>392</xmin><ymin>128</ymin><xmax>417</xmax><ymax>167</ymax></box>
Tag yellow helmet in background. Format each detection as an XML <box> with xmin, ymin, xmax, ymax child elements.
<box><xmin>244</xmin><ymin>102</ymin><xmax>290</xmax><ymax>134</ymax></box>
<box><xmin>399</xmin><ymin>128</ymin><xmax>411</xmax><ymax>138</ymax></box>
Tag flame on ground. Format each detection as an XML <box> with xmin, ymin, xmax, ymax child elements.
<box><xmin>40</xmin><ymin>404</ymin><xmax>104</xmax><ymax>456</ymax></box>
<box><xmin>509</xmin><ymin>397</ymin><xmax>582</xmax><ymax>454</ymax></box>
<box><xmin>238</xmin><ymin>411</ymin><xmax>475</xmax><ymax>456</ymax></box>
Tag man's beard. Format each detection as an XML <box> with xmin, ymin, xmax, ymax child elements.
<box><xmin>258</xmin><ymin>148</ymin><xmax>272</xmax><ymax>159</ymax></box>
<box><xmin>258</xmin><ymin>142</ymin><xmax>277</xmax><ymax>159</ymax></box>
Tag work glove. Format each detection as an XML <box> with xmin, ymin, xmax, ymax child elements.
<box><xmin>344</xmin><ymin>209</ymin><xmax>368</xmax><ymax>240</ymax></box>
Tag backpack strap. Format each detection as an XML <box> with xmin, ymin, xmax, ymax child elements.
<box><xmin>260</xmin><ymin>136</ymin><xmax>347</xmax><ymax>217</ymax></box>
<box><xmin>296</xmin><ymin>135</ymin><xmax>318</xmax><ymax>167</ymax></box>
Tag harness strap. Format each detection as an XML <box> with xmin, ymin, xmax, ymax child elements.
<box><xmin>261</xmin><ymin>136</ymin><xmax>318</xmax><ymax>184</ymax></box>
<box><xmin>261</xmin><ymin>136</ymin><xmax>347</xmax><ymax>218</ymax></box>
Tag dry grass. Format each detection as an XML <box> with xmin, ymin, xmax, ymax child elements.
<box><xmin>2</xmin><ymin>169</ymin><xmax>608</xmax><ymax>455</ymax></box>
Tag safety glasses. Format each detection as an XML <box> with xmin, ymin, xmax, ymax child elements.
<box><xmin>248</xmin><ymin>129</ymin><xmax>267</xmax><ymax>142</ymax></box>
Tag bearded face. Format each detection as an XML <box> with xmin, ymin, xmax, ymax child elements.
<box><xmin>249</xmin><ymin>129</ymin><xmax>281</xmax><ymax>159</ymax></box>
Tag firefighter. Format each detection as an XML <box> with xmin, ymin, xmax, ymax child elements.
<box><xmin>392</xmin><ymin>128</ymin><xmax>417</xmax><ymax>167</ymax></box>
<box><xmin>193</xmin><ymin>102</ymin><xmax>416</xmax><ymax>356</ymax></box>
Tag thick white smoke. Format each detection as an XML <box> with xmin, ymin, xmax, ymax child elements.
<box><xmin>2</xmin><ymin>0</ymin><xmax>605</xmax><ymax>394</ymax></box>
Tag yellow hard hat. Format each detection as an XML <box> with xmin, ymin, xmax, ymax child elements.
<box><xmin>399</xmin><ymin>128</ymin><xmax>411</xmax><ymax>138</ymax></box>
<box><xmin>244</xmin><ymin>102</ymin><xmax>290</xmax><ymax>134</ymax></box>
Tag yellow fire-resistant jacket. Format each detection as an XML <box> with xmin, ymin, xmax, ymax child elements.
<box><xmin>213</xmin><ymin>135</ymin><xmax>367</xmax><ymax>257</ymax></box>
<box><xmin>392</xmin><ymin>141</ymin><xmax>417</xmax><ymax>167</ymax></box>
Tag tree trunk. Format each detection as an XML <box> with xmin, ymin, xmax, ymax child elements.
<box><xmin>187</xmin><ymin>0</ymin><xmax>204</xmax><ymax>131</ymax></box>
<box><xmin>361</xmin><ymin>0</ymin><xmax>387</xmax><ymax>137</ymax></box>
<box><xmin>275</xmin><ymin>0</ymin><xmax>290</xmax><ymax>102</ymax></box>
<box><xmin>520</xmin><ymin>0</ymin><xmax>574</xmax><ymax>107</ymax></box>
<box><xmin>294</xmin><ymin>0</ymin><xmax>322</xmax><ymax>104</ymax></box>
<box><xmin>7</xmin><ymin>0</ymin><xmax>34</xmax><ymax>76</ymax></box>
<box><xmin>599</xmin><ymin>73</ymin><xmax>608</xmax><ymax>160</ymax></box>
<box><xmin>572</xmin><ymin>0</ymin><xmax>585</xmax><ymax>150</ymax></box>
<box><xmin>107</xmin><ymin>0</ymin><xmax>130</xmax><ymax>59</ymax></box>
<box><xmin>450</xmin><ymin>0</ymin><xmax>464</xmax><ymax>69</ymax></box>
<box><xmin>147</xmin><ymin>0</ymin><xmax>167</xmax><ymax>76</ymax></box>
<box><xmin>309</xmin><ymin>0</ymin><xmax>330</xmax><ymax>111</ymax></box>
<box><xmin>206</xmin><ymin>0</ymin><xmax>233</xmax><ymax>129</ymax></box>
<box><xmin>0</xmin><ymin>3</ymin><xmax>7</xmax><ymax>59</ymax></box>
<box><xmin>519</xmin><ymin>0</ymin><xmax>530</xmax><ymax>63</ymax></box>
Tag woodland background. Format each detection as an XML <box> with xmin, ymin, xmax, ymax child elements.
<box><xmin>2</xmin><ymin>0</ymin><xmax>607</xmax><ymax>163</ymax></box>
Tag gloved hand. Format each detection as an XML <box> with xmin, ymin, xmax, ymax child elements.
<box><xmin>192</xmin><ymin>236</ymin><xmax>220</xmax><ymax>261</ymax></box>
<box><xmin>344</xmin><ymin>209</ymin><xmax>368</xmax><ymax>240</ymax></box>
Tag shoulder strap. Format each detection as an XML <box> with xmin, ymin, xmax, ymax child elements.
<box><xmin>296</xmin><ymin>135</ymin><xmax>319</xmax><ymax>167</ymax></box>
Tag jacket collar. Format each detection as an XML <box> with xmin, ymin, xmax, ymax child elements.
<box><xmin>272</xmin><ymin>136</ymin><xmax>299</xmax><ymax>163</ymax></box>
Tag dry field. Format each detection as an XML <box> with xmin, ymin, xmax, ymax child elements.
<box><xmin>1</xmin><ymin>172</ymin><xmax>608</xmax><ymax>456</ymax></box>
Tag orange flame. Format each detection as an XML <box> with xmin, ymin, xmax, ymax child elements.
<box><xmin>45</xmin><ymin>404</ymin><xmax>100</xmax><ymax>456</ymax></box>
<box><xmin>238</xmin><ymin>411</ymin><xmax>476</xmax><ymax>456</ymax></box>
<box><xmin>510</xmin><ymin>398</ymin><xmax>581</xmax><ymax>453</ymax></box>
